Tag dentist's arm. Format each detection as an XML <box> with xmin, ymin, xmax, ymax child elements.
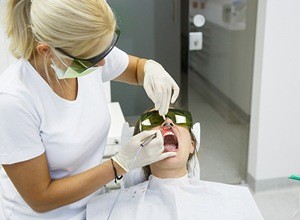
<box><xmin>2</xmin><ymin>130</ymin><xmax>175</xmax><ymax>213</ymax></box>
<box><xmin>3</xmin><ymin>153</ymin><xmax>125</xmax><ymax>213</ymax></box>
<box><xmin>114</xmin><ymin>55</ymin><xmax>180</xmax><ymax>116</ymax></box>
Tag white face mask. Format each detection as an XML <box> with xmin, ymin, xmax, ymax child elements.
<box><xmin>50</xmin><ymin>53</ymin><xmax>99</xmax><ymax>79</ymax></box>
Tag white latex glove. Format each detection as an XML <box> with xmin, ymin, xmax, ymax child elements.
<box><xmin>112</xmin><ymin>130</ymin><xmax>177</xmax><ymax>172</ymax></box>
<box><xmin>143</xmin><ymin>60</ymin><xmax>180</xmax><ymax>117</ymax></box>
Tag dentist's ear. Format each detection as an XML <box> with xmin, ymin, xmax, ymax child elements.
<box><xmin>36</xmin><ymin>43</ymin><xmax>53</xmax><ymax>58</ymax></box>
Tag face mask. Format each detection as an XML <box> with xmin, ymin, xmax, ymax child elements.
<box><xmin>50</xmin><ymin>53</ymin><xmax>99</xmax><ymax>79</ymax></box>
<box><xmin>50</xmin><ymin>61</ymin><xmax>98</xmax><ymax>79</ymax></box>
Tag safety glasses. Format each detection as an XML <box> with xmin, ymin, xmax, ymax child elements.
<box><xmin>55</xmin><ymin>28</ymin><xmax>121</xmax><ymax>74</ymax></box>
<box><xmin>139</xmin><ymin>109</ymin><xmax>193</xmax><ymax>131</ymax></box>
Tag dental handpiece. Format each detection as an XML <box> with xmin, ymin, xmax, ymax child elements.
<box><xmin>140</xmin><ymin>133</ymin><xmax>157</xmax><ymax>148</ymax></box>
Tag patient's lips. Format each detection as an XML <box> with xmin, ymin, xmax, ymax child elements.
<box><xmin>162</xmin><ymin>128</ymin><xmax>178</xmax><ymax>152</ymax></box>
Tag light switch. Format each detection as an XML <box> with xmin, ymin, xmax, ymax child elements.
<box><xmin>189</xmin><ymin>32</ymin><xmax>203</xmax><ymax>50</ymax></box>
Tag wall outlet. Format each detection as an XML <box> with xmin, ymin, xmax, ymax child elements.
<box><xmin>189</xmin><ymin>32</ymin><xmax>203</xmax><ymax>50</ymax></box>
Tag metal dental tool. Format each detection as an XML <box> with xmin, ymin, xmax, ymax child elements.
<box><xmin>140</xmin><ymin>133</ymin><xmax>157</xmax><ymax>148</ymax></box>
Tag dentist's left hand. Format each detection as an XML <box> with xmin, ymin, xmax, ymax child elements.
<box><xmin>143</xmin><ymin>60</ymin><xmax>180</xmax><ymax>117</ymax></box>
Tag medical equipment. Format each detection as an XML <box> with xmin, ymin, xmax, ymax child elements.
<box><xmin>107</xmin><ymin>133</ymin><xmax>157</xmax><ymax>219</ymax></box>
<box><xmin>140</xmin><ymin>133</ymin><xmax>157</xmax><ymax>148</ymax></box>
<box><xmin>289</xmin><ymin>175</ymin><xmax>300</xmax><ymax>181</ymax></box>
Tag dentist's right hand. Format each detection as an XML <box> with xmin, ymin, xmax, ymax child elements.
<box><xmin>112</xmin><ymin>130</ymin><xmax>177</xmax><ymax>172</ymax></box>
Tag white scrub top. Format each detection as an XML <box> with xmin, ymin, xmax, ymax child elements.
<box><xmin>0</xmin><ymin>47</ymin><xmax>129</xmax><ymax>219</ymax></box>
<box><xmin>87</xmin><ymin>175</ymin><xmax>264</xmax><ymax>220</ymax></box>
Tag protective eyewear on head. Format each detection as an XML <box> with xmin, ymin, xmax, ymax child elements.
<box><xmin>139</xmin><ymin>109</ymin><xmax>193</xmax><ymax>131</ymax></box>
<box><xmin>55</xmin><ymin>28</ymin><xmax>121</xmax><ymax>74</ymax></box>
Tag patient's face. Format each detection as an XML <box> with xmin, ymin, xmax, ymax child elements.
<box><xmin>150</xmin><ymin>117</ymin><xmax>194</xmax><ymax>171</ymax></box>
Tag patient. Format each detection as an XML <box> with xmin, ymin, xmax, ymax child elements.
<box><xmin>87</xmin><ymin>108</ymin><xmax>263</xmax><ymax>220</ymax></box>
<box><xmin>131</xmin><ymin>107</ymin><xmax>199</xmax><ymax>183</ymax></box>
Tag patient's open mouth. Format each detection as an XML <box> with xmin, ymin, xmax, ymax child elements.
<box><xmin>163</xmin><ymin>131</ymin><xmax>178</xmax><ymax>152</ymax></box>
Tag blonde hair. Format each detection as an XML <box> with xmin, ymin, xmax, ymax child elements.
<box><xmin>6</xmin><ymin>0</ymin><xmax>116</xmax><ymax>60</ymax></box>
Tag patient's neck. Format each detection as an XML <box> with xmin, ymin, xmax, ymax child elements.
<box><xmin>150</xmin><ymin>166</ymin><xmax>188</xmax><ymax>179</ymax></box>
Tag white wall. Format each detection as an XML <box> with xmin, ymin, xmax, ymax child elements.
<box><xmin>248</xmin><ymin>0</ymin><xmax>300</xmax><ymax>188</ymax></box>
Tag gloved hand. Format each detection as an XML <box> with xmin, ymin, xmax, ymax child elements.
<box><xmin>143</xmin><ymin>60</ymin><xmax>180</xmax><ymax>117</ymax></box>
<box><xmin>112</xmin><ymin>130</ymin><xmax>177</xmax><ymax>172</ymax></box>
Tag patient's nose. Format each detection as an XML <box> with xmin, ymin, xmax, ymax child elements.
<box><xmin>162</xmin><ymin>118</ymin><xmax>174</xmax><ymax>131</ymax></box>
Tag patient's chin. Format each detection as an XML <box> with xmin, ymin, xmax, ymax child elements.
<box><xmin>157</xmin><ymin>155</ymin><xmax>186</xmax><ymax>168</ymax></box>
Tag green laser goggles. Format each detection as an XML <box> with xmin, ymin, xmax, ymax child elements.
<box><xmin>55</xmin><ymin>28</ymin><xmax>121</xmax><ymax>74</ymax></box>
<box><xmin>139</xmin><ymin>109</ymin><xmax>193</xmax><ymax>131</ymax></box>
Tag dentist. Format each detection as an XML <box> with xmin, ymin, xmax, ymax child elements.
<box><xmin>0</xmin><ymin>0</ymin><xmax>179</xmax><ymax>219</ymax></box>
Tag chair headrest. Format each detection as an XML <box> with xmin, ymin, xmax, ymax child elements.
<box><xmin>191</xmin><ymin>122</ymin><xmax>201</xmax><ymax>151</ymax></box>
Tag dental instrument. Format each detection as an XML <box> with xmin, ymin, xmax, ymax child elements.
<box><xmin>140</xmin><ymin>133</ymin><xmax>157</xmax><ymax>148</ymax></box>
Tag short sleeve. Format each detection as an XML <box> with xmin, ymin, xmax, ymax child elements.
<box><xmin>0</xmin><ymin>93</ymin><xmax>45</xmax><ymax>164</ymax></box>
<box><xmin>101</xmin><ymin>47</ymin><xmax>129</xmax><ymax>82</ymax></box>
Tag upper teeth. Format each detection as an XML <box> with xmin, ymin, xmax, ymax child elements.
<box><xmin>163</xmin><ymin>131</ymin><xmax>174</xmax><ymax>137</ymax></box>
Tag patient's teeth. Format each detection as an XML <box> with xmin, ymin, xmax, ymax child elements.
<box><xmin>163</xmin><ymin>131</ymin><xmax>174</xmax><ymax>137</ymax></box>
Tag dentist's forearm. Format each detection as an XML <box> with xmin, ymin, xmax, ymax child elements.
<box><xmin>114</xmin><ymin>55</ymin><xmax>147</xmax><ymax>85</ymax></box>
<box><xmin>3</xmin><ymin>153</ymin><xmax>125</xmax><ymax>213</ymax></box>
<box><xmin>36</xmin><ymin>160</ymin><xmax>126</xmax><ymax>212</ymax></box>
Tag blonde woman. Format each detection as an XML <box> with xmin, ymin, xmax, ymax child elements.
<box><xmin>0</xmin><ymin>0</ymin><xmax>179</xmax><ymax>219</ymax></box>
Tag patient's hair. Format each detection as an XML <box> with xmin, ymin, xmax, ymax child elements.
<box><xmin>134</xmin><ymin>107</ymin><xmax>197</xmax><ymax>180</ymax></box>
